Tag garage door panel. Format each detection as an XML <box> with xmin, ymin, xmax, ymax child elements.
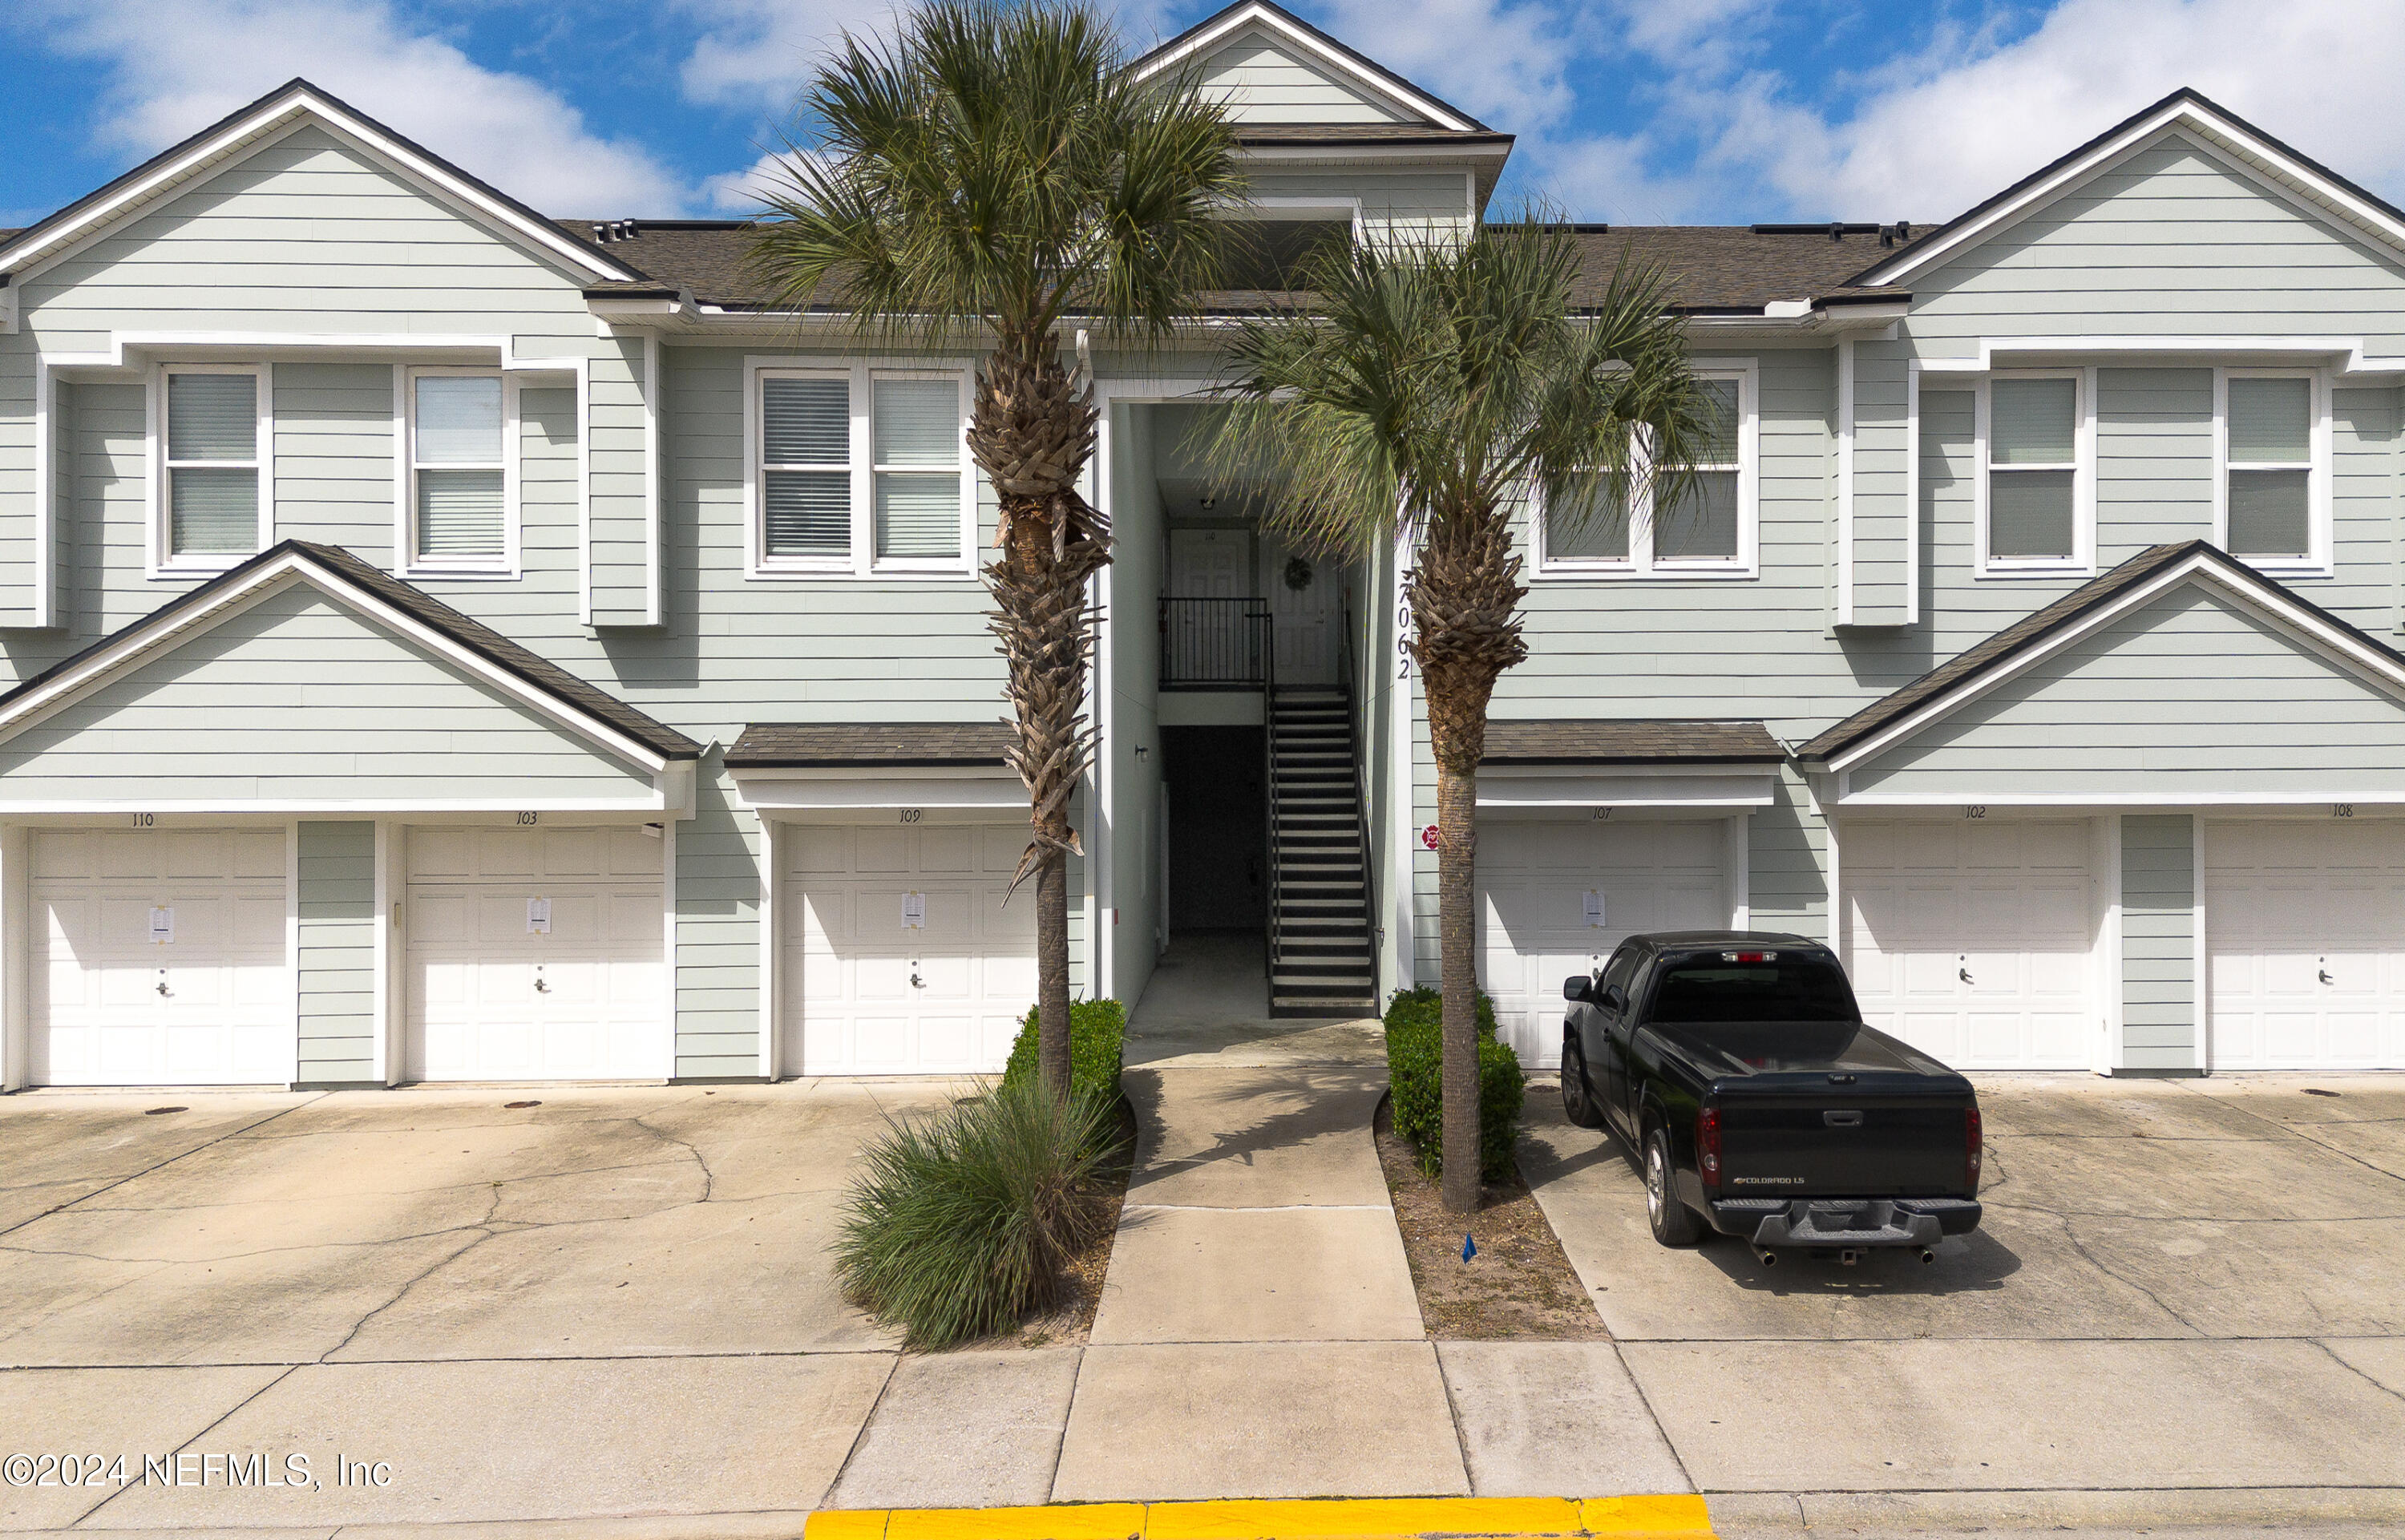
<box><xmin>1846</xmin><ymin>819</ymin><xmax>2095</xmax><ymax>1071</ymax></box>
<box><xmin>783</xmin><ymin>823</ymin><xmax>1038</xmax><ymax>1076</ymax></box>
<box><xmin>2207</xmin><ymin>819</ymin><xmax>2405</xmax><ymax>1069</ymax></box>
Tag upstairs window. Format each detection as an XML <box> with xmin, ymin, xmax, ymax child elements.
<box><xmin>159</xmin><ymin>368</ymin><xmax>267</xmax><ymax>572</ymax></box>
<box><xmin>2220</xmin><ymin>370</ymin><xmax>2326</xmax><ymax>573</ymax></box>
<box><xmin>1537</xmin><ymin>366</ymin><xmax>1754</xmax><ymax>580</ymax></box>
<box><xmin>1979</xmin><ymin>372</ymin><xmax>2090</xmax><ymax>576</ymax></box>
<box><xmin>406</xmin><ymin>370</ymin><xmax>511</xmax><ymax>573</ymax></box>
<box><xmin>752</xmin><ymin>365</ymin><xmax>972</xmax><ymax>576</ymax></box>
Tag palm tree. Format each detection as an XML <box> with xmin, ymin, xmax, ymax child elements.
<box><xmin>749</xmin><ymin>1</ymin><xmax>1243</xmax><ymax>1096</ymax></box>
<box><xmin>1211</xmin><ymin>220</ymin><xmax>1716</xmax><ymax>1211</ymax></box>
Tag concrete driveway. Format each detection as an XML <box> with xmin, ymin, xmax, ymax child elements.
<box><xmin>1520</xmin><ymin>1073</ymin><xmax>2405</xmax><ymax>1519</ymax></box>
<box><xmin>0</xmin><ymin>1081</ymin><xmax>952</xmax><ymax>1534</ymax></box>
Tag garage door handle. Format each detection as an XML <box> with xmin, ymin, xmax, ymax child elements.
<box><xmin>1958</xmin><ymin>966</ymin><xmax>1972</xmax><ymax>984</ymax></box>
<box><xmin>2319</xmin><ymin>968</ymin><xmax>2334</xmax><ymax>985</ymax></box>
<box><xmin>535</xmin><ymin>978</ymin><xmax>550</xmax><ymax>993</ymax></box>
<box><xmin>156</xmin><ymin>980</ymin><xmax>171</xmax><ymax>997</ymax></box>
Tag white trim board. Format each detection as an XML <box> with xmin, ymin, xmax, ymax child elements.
<box><xmin>0</xmin><ymin>87</ymin><xmax>638</xmax><ymax>288</ymax></box>
<box><xmin>1817</xmin><ymin>550</ymin><xmax>2405</xmax><ymax>778</ymax></box>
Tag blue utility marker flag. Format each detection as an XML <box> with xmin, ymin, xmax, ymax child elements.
<box><xmin>1461</xmin><ymin>1232</ymin><xmax>1477</xmax><ymax>1263</ymax></box>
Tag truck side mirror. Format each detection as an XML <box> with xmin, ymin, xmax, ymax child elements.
<box><xmin>1562</xmin><ymin>975</ymin><xmax>1593</xmax><ymax>1004</ymax></box>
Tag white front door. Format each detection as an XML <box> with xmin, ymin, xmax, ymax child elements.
<box><xmin>1261</xmin><ymin>534</ymin><xmax>1346</xmax><ymax>686</ymax></box>
<box><xmin>2208</xmin><ymin>819</ymin><xmax>2405</xmax><ymax>1069</ymax></box>
<box><xmin>406</xmin><ymin>824</ymin><xmax>665</xmax><ymax>1081</ymax></box>
<box><xmin>1846</xmin><ymin>818</ymin><xmax>2095</xmax><ymax>1069</ymax></box>
<box><xmin>783</xmin><ymin>822</ymin><xmax>1038</xmax><ymax>1076</ymax></box>
<box><xmin>1477</xmin><ymin>818</ymin><xmax>1728</xmax><ymax>1066</ymax></box>
<box><xmin>30</xmin><ymin>828</ymin><xmax>292</xmax><ymax>1087</ymax></box>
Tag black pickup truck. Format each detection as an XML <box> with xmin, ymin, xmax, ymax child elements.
<box><xmin>1559</xmin><ymin>931</ymin><xmax>1984</xmax><ymax>1263</ymax></box>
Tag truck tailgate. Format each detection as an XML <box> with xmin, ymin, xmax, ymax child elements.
<box><xmin>1716</xmin><ymin>1086</ymin><xmax>1968</xmax><ymax>1198</ymax></box>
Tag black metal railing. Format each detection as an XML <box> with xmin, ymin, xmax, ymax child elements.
<box><xmin>1263</xmin><ymin>610</ymin><xmax>1282</xmax><ymax>976</ymax></box>
<box><xmin>1159</xmin><ymin>597</ymin><xmax>1271</xmax><ymax>688</ymax></box>
<box><xmin>1340</xmin><ymin>588</ymin><xmax>1377</xmax><ymax>980</ymax></box>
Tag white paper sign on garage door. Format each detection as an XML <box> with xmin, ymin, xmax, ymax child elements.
<box><xmin>1478</xmin><ymin>819</ymin><xmax>1726</xmax><ymax>1067</ymax></box>
<box><xmin>785</xmin><ymin>823</ymin><xmax>1037</xmax><ymax>1076</ymax></box>
<box><xmin>1847</xmin><ymin>818</ymin><xmax>2093</xmax><ymax>1069</ymax></box>
<box><xmin>32</xmin><ymin>828</ymin><xmax>291</xmax><ymax>1087</ymax></box>
<box><xmin>2208</xmin><ymin>819</ymin><xmax>2405</xmax><ymax>1069</ymax></box>
<box><xmin>406</xmin><ymin>825</ymin><xmax>665</xmax><ymax>1082</ymax></box>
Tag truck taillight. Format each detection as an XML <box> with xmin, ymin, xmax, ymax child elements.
<box><xmin>1966</xmin><ymin>1105</ymin><xmax>1983</xmax><ymax>1193</ymax></box>
<box><xmin>1696</xmin><ymin>1105</ymin><xmax>1722</xmax><ymax>1188</ymax></box>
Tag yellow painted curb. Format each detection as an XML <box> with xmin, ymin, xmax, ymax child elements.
<box><xmin>806</xmin><ymin>1495</ymin><xmax>1712</xmax><ymax>1540</ymax></box>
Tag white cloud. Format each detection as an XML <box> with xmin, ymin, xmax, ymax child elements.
<box><xmin>1736</xmin><ymin>0</ymin><xmax>2405</xmax><ymax>224</ymax></box>
<box><xmin>1312</xmin><ymin>0</ymin><xmax>1587</xmax><ymax>130</ymax></box>
<box><xmin>676</xmin><ymin>0</ymin><xmax>895</xmax><ymax>116</ymax></box>
<box><xmin>26</xmin><ymin>0</ymin><xmax>692</xmax><ymax>215</ymax></box>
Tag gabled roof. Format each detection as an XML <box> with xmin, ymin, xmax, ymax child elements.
<box><xmin>1850</xmin><ymin>88</ymin><xmax>2405</xmax><ymax>289</ymax></box>
<box><xmin>0</xmin><ymin>542</ymin><xmax>700</xmax><ymax>767</ymax></box>
<box><xmin>0</xmin><ymin>79</ymin><xmax>644</xmax><ymax>286</ymax></box>
<box><xmin>1131</xmin><ymin>0</ymin><xmax>1489</xmax><ymax>133</ymax></box>
<box><xmin>726</xmin><ymin>723</ymin><xmax>1015</xmax><ymax>769</ymax></box>
<box><xmin>1796</xmin><ymin>541</ymin><xmax>2405</xmax><ymax>771</ymax></box>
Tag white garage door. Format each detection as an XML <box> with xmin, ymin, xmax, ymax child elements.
<box><xmin>1478</xmin><ymin>818</ymin><xmax>1728</xmax><ymax>1067</ymax></box>
<box><xmin>31</xmin><ymin>828</ymin><xmax>291</xmax><ymax>1087</ymax></box>
<box><xmin>406</xmin><ymin>825</ymin><xmax>665</xmax><ymax>1081</ymax></box>
<box><xmin>1846</xmin><ymin>818</ymin><xmax>2094</xmax><ymax>1069</ymax></box>
<box><xmin>783</xmin><ymin>823</ymin><xmax>1037</xmax><ymax>1076</ymax></box>
<box><xmin>2208</xmin><ymin>819</ymin><xmax>2405</xmax><ymax>1069</ymax></box>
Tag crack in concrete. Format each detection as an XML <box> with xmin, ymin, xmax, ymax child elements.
<box><xmin>0</xmin><ymin>1097</ymin><xmax>325</xmax><ymax>1241</ymax></box>
<box><xmin>629</xmin><ymin>1113</ymin><xmax>716</xmax><ymax>1204</ymax></box>
<box><xmin>2313</xmin><ymin>1340</ymin><xmax>2405</xmax><ymax>1409</ymax></box>
<box><xmin>313</xmin><ymin>1185</ymin><xmax>507</xmax><ymax>1364</ymax></box>
<box><xmin>65</xmin><ymin>1361</ymin><xmax>303</xmax><ymax>1529</ymax></box>
<box><xmin>45</xmin><ymin>1154</ymin><xmax>701</xmax><ymax>1217</ymax></box>
<box><xmin>2177</xmin><ymin>1081</ymin><xmax>2405</xmax><ymax>1189</ymax></box>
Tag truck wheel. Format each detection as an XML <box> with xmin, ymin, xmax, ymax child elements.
<box><xmin>1561</xmin><ymin>1039</ymin><xmax>1604</xmax><ymax>1130</ymax></box>
<box><xmin>1643</xmin><ymin>1126</ymin><xmax>1703</xmax><ymax>1247</ymax></box>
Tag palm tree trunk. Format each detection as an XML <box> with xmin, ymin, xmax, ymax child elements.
<box><xmin>1409</xmin><ymin>503</ymin><xmax>1527</xmax><ymax>1213</ymax></box>
<box><xmin>972</xmin><ymin>342</ymin><xmax>1107</xmax><ymax>1101</ymax></box>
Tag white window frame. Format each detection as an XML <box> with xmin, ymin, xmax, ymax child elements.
<box><xmin>1531</xmin><ymin>359</ymin><xmax>1758</xmax><ymax>581</ymax></box>
<box><xmin>1975</xmin><ymin>366</ymin><xmax>2095</xmax><ymax>579</ymax></box>
<box><xmin>2214</xmin><ymin>366</ymin><xmax>2332</xmax><ymax>577</ymax></box>
<box><xmin>744</xmin><ymin>358</ymin><xmax>978</xmax><ymax>580</ymax></box>
<box><xmin>149</xmin><ymin>363</ymin><xmax>273</xmax><ymax>579</ymax></box>
<box><xmin>395</xmin><ymin>365</ymin><xmax>520</xmax><ymax>579</ymax></box>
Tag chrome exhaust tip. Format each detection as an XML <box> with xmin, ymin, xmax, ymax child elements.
<box><xmin>1918</xmin><ymin>1247</ymin><xmax>1937</xmax><ymax>1265</ymax></box>
<box><xmin>1758</xmin><ymin>1248</ymin><xmax>1778</xmax><ymax>1267</ymax></box>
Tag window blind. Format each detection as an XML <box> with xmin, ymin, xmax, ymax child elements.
<box><xmin>875</xmin><ymin>475</ymin><xmax>961</xmax><ymax>559</ymax></box>
<box><xmin>418</xmin><ymin>469</ymin><xmax>506</xmax><ymax>557</ymax></box>
<box><xmin>763</xmin><ymin>378</ymin><xmax>849</xmax><ymax>465</ymax></box>
<box><xmin>765</xmin><ymin>471</ymin><xmax>851</xmax><ymax>556</ymax></box>
<box><xmin>2228</xmin><ymin>378</ymin><xmax>2310</xmax><ymax>463</ymax></box>
<box><xmin>1657</xmin><ymin>471</ymin><xmax>1739</xmax><ymax>560</ymax></box>
<box><xmin>1990</xmin><ymin>378</ymin><xmax>2076</xmax><ymax>464</ymax></box>
<box><xmin>2227</xmin><ymin>468</ymin><xmax>2310</xmax><ymax>557</ymax></box>
<box><xmin>414</xmin><ymin>375</ymin><xmax>503</xmax><ymax>463</ymax></box>
<box><xmin>1545</xmin><ymin>475</ymin><xmax>1630</xmax><ymax>561</ymax></box>
<box><xmin>1695</xmin><ymin>378</ymin><xmax>1740</xmax><ymax>467</ymax></box>
<box><xmin>170</xmin><ymin>467</ymin><xmax>258</xmax><ymax>554</ymax></box>
<box><xmin>1989</xmin><ymin>470</ymin><xmax>2076</xmax><ymax>558</ymax></box>
<box><xmin>875</xmin><ymin>379</ymin><xmax>959</xmax><ymax>467</ymax></box>
<box><xmin>168</xmin><ymin>374</ymin><xmax>257</xmax><ymax>462</ymax></box>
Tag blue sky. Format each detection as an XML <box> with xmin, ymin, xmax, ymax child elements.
<box><xmin>2</xmin><ymin>1</ymin><xmax>2394</xmax><ymax>232</ymax></box>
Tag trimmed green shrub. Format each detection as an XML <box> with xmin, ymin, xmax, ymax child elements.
<box><xmin>1384</xmin><ymin>985</ymin><xmax>1523</xmax><ymax>1185</ymax></box>
<box><xmin>835</xmin><ymin>1076</ymin><xmax>1119</xmax><ymax>1348</ymax></box>
<box><xmin>1002</xmin><ymin>997</ymin><xmax>1126</xmax><ymax>1101</ymax></box>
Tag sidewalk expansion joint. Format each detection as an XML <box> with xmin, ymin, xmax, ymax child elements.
<box><xmin>806</xmin><ymin>1494</ymin><xmax>1712</xmax><ymax>1540</ymax></box>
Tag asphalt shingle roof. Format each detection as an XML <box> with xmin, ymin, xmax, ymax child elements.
<box><xmin>727</xmin><ymin>722</ymin><xmax>1017</xmax><ymax>768</ymax></box>
<box><xmin>1481</xmin><ymin>719</ymin><xmax>1785</xmax><ymax>766</ymax></box>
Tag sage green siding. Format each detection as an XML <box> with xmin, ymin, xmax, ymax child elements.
<box><xmin>2120</xmin><ymin>814</ymin><xmax>2197</xmax><ymax>1072</ymax></box>
<box><xmin>1199</xmin><ymin>38</ymin><xmax>1406</xmax><ymax>123</ymax></box>
<box><xmin>0</xmin><ymin>580</ymin><xmax>658</xmax><ymax>804</ymax></box>
<box><xmin>297</xmin><ymin>819</ymin><xmax>377</xmax><ymax>1084</ymax></box>
<box><xmin>1853</xmin><ymin>582</ymin><xmax>2405</xmax><ymax>800</ymax></box>
<box><xmin>677</xmin><ymin>757</ymin><xmax>759</xmax><ymax>1078</ymax></box>
<box><xmin>1845</xmin><ymin>340</ymin><xmax>1914</xmax><ymax>625</ymax></box>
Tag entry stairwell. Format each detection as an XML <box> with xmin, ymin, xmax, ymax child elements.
<box><xmin>1267</xmin><ymin>685</ymin><xmax>1379</xmax><ymax>1017</ymax></box>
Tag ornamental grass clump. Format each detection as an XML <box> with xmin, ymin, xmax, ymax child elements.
<box><xmin>835</xmin><ymin>1077</ymin><xmax>1118</xmax><ymax>1348</ymax></box>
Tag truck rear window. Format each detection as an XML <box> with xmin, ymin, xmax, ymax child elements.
<box><xmin>1649</xmin><ymin>956</ymin><xmax>1858</xmax><ymax>1024</ymax></box>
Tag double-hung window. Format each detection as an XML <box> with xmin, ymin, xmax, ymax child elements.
<box><xmin>2218</xmin><ymin>370</ymin><xmax>2326</xmax><ymax>572</ymax></box>
<box><xmin>157</xmin><ymin>367</ymin><xmax>269</xmax><ymax>573</ymax></box>
<box><xmin>1979</xmin><ymin>371</ymin><xmax>2091</xmax><ymax>576</ymax></box>
<box><xmin>752</xmin><ymin>363</ymin><xmax>972</xmax><ymax>576</ymax></box>
<box><xmin>1537</xmin><ymin>366</ymin><xmax>1754</xmax><ymax>579</ymax></box>
<box><xmin>405</xmin><ymin>370</ymin><xmax>512</xmax><ymax>573</ymax></box>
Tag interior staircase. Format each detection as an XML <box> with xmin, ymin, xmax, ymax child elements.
<box><xmin>1267</xmin><ymin>685</ymin><xmax>1380</xmax><ymax>1017</ymax></box>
